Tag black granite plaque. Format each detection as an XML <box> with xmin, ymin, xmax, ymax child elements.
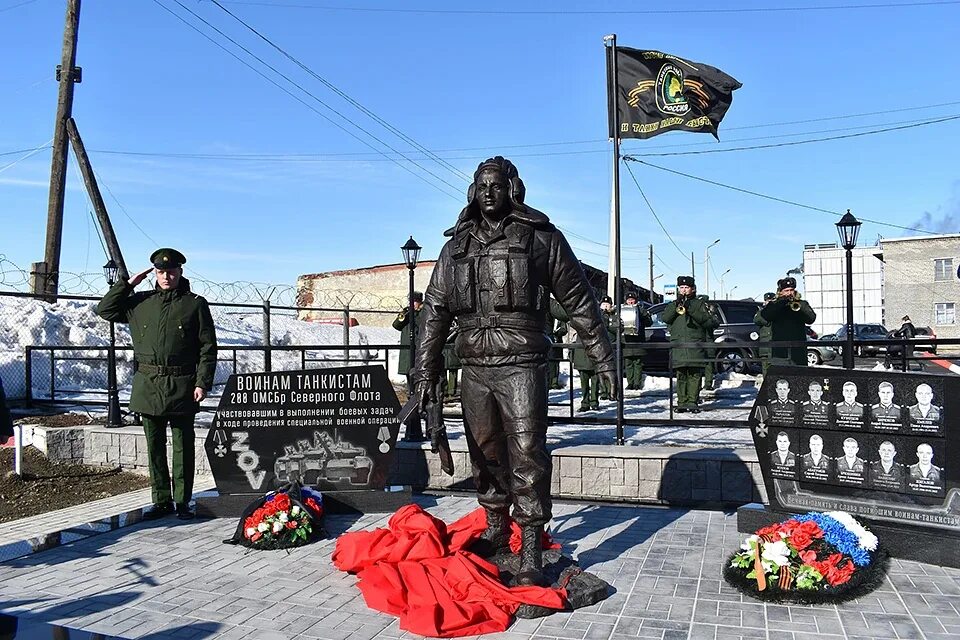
<box><xmin>748</xmin><ymin>366</ymin><xmax>958</xmax><ymax>548</ymax></box>
<box><xmin>204</xmin><ymin>366</ymin><xmax>402</xmax><ymax>496</ymax></box>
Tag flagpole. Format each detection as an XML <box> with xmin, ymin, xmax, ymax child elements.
<box><xmin>604</xmin><ymin>33</ymin><xmax>625</xmax><ymax>446</ymax></box>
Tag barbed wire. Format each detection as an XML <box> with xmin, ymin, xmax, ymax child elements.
<box><xmin>0</xmin><ymin>255</ymin><xmax>407</xmax><ymax>309</ymax></box>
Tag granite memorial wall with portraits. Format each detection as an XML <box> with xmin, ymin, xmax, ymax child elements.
<box><xmin>750</xmin><ymin>366</ymin><xmax>956</xmax><ymax>532</ymax></box>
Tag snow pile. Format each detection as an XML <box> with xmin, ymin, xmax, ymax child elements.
<box><xmin>0</xmin><ymin>296</ymin><xmax>399</xmax><ymax>399</ymax></box>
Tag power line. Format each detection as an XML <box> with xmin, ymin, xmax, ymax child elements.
<box><xmin>78</xmin><ymin>110</ymin><xmax>960</xmax><ymax>164</ymax></box>
<box><xmin>209</xmin><ymin>0</ymin><xmax>471</xmax><ymax>183</ymax></box>
<box><xmin>152</xmin><ymin>0</ymin><xmax>464</xmax><ymax>200</ymax></box>
<box><xmin>92</xmin><ymin>168</ymin><xmax>161</xmax><ymax>247</ymax></box>
<box><xmin>0</xmin><ymin>0</ymin><xmax>39</xmax><ymax>14</ymax></box>
<box><xmin>624</xmin><ymin>157</ymin><xmax>940</xmax><ymax>236</ymax></box>
<box><xmin>0</xmin><ymin>138</ymin><xmax>52</xmax><ymax>174</ymax></box>
<box><xmin>622</xmin><ymin>160</ymin><xmax>691</xmax><ymax>261</ymax></box>
<box><xmin>627</xmin><ymin>114</ymin><xmax>960</xmax><ymax>157</ymax></box>
<box><xmin>219</xmin><ymin>0</ymin><xmax>960</xmax><ymax>15</ymax></box>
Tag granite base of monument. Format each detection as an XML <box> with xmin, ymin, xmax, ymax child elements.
<box><xmin>195</xmin><ymin>486</ymin><xmax>413</xmax><ymax>518</ymax></box>
<box><xmin>737</xmin><ymin>503</ymin><xmax>960</xmax><ymax>569</ymax></box>
<box><xmin>485</xmin><ymin>548</ymin><xmax>611</xmax><ymax>619</ymax></box>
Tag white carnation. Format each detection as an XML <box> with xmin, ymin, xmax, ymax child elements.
<box><xmin>272</xmin><ymin>521</ymin><xmax>284</xmax><ymax>534</ymax></box>
<box><xmin>761</xmin><ymin>540</ymin><xmax>791</xmax><ymax>567</ymax></box>
<box><xmin>245</xmin><ymin>527</ymin><xmax>256</xmax><ymax>537</ymax></box>
<box><xmin>291</xmin><ymin>505</ymin><xmax>300</xmax><ymax>515</ymax></box>
<box><xmin>257</xmin><ymin>522</ymin><xmax>269</xmax><ymax>532</ymax></box>
<box><xmin>740</xmin><ymin>535</ymin><xmax>759</xmax><ymax>552</ymax></box>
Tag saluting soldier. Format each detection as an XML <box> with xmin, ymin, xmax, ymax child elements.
<box><xmin>96</xmin><ymin>249</ymin><xmax>217</xmax><ymax>520</ymax></box>
<box><xmin>661</xmin><ymin>276</ymin><xmax>719</xmax><ymax>413</ymax></box>
<box><xmin>760</xmin><ymin>277</ymin><xmax>816</xmax><ymax>366</ymax></box>
<box><xmin>622</xmin><ymin>291</ymin><xmax>652</xmax><ymax>391</ymax></box>
<box><xmin>753</xmin><ymin>292</ymin><xmax>776</xmax><ymax>380</ymax></box>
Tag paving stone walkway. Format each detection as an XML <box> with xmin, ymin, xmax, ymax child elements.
<box><xmin>1</xmin><ymin>494</ymin><xmax>958</xmax><ymax>640</ymax></box>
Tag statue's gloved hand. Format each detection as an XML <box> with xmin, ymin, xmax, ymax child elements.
<box><xmin>415</xmin><ymin>378</ymin><xmax>437</xmax><ymax>411</ymax></box>
<box><xmin>598</xmin><ymin>370</ymin><xmax>619</xmax><ymax>401</ymax></box>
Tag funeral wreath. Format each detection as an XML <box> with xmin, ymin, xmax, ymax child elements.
<box><xmin>724</xmin><ymin>511</ymin><xmax>887</xmax><ymax>603</ymax></box>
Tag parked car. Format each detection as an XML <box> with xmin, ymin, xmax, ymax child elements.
<box><xmin>821</xmin><ymin>324</ymin><xmax>889</xmax><ymax>356</ymax></box>
<box><xmin>634</xmin><ymin>299</ymin><xmax>763</xmax><ymax>375</ymax></box>
<box><xmin>807</xmin><ymin>337</ymin><xmax>839</xmax><ymax>366</ymax></box>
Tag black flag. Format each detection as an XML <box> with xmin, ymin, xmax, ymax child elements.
<box><xmin>608</xmin><ymin>47</ymin><xmax>741</xmax><ymax>140</ymax></box>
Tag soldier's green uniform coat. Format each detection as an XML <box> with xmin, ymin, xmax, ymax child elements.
<box><xmin>754</xmin><ymin>305</ymin><xmax>774</xmax><ymax>375</ymax></box>
<box><xmin>661</xmin><ymin>297</ymin><xmax>719</xmax><ymax>408</ymax></box>
<box><xmin>760</xmin><ymin>296</ymin><xmax>817</xmax><ymax>366</ymax></box>
<box><xmin>697</xmin><ymin>296</ymin><xmax>720</xmax><ymax>391</ymax></box>
<box><xmin>392</xmin><ymin>307</ymin><xmax>424</xmax><ymax>376</ymax></box>
<box><xmin>96</xmin><ymin>277</ymin><xmax>217</xmax><ymax>506</ymax></box>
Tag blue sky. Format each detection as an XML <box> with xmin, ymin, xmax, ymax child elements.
<box><xmin>2</xmin><ymin>0</ymin><xmax>959</xmax><ymax>300</ymax></box>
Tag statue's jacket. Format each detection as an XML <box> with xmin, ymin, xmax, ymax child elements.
<box><xmin>415</xmin><ymin>206</ymin><xmax>614</xmax><ymax>382</ymax></box>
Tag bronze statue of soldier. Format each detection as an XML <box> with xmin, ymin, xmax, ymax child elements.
<box><xmin>412</xmin><ymin>156</ymin><xmax>616</xmax><ymax>586</ymax></box>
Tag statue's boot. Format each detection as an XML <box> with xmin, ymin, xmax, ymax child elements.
<box><xmin>470</xmin><ymin>508</ymin><xmax>511</xmax><ymax>557</ymax></box>
<box><xmin>516</xmin><ymin>525</ymin><xmax>547</xmax><ymax>587</ymax></box>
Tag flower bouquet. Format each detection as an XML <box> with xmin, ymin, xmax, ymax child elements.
<box><xmin>724</xmin><ymin>511</ymin><xmax>887</xmax><ymax>604</ymax></box>
<box><xmin>224</xmin><ymin>482</ymin><xmax>325</xmax><ymax>550</ymax></box>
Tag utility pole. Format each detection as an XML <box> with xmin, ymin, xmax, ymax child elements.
<box><xmin>690</xmin><ymin>252</ymin><xmax>695</xmax><ymax>278</ymax></box>
<box><xmin>66</xmin><ymin>118</ymin><xmax>128</xmax><ymax>281</ymax></box>
<box><xmin>36</xmin><ymin>0</ymin><xmax>82</xmax><ymax>300</ymax></box>
<box><xmin>648</xmin><ymin>244</ymin><xmax>654</xmax><ymax>302</ymax></box>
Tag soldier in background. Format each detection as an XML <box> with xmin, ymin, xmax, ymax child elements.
<box><xmin>760</xmin><ymin>277</ymin><xmax>816</xmax><ymax>366</ymax></box>
<box><xmin>695</xmin><ymin>288</ymin><xmax>721</xmax><ymax>393</ymax></box>
<box><xmin>661</xmin><ymin>276</ymin><xmax>718</xmax><ymax>413</ymax></box>
<box><xmin>443</xmin><ymin>323</ymin><xmax>461</xmax><ymax>399</ymax></box>
<box><xmin>622</xmin><ymin>291</ymin><xmax>652</xmax><ymax>391</ymax></box>
<box><xmin>394</xmin><ymin>291</ymin><xmax>425</xmax><ymax>434</ymax></box>
<box><xmin>753</xmin><ymin>292</ymin><xmax>776</xmax><ymax>383</ymax></box>
<box><xmin>547</xmin><ymin>297</ymin><xmax>568</xmax><ymax>390</ymax></box>
<box><xmin>599</xmin><ymin>296</ymin><xmax>619</xmax><ymax>401</ymax></box>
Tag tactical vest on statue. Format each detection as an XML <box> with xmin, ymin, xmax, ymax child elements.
<box><xmin>447</xmin><ymin>221</ymin><xmax>546</xmax><ymax>333</ymax></box>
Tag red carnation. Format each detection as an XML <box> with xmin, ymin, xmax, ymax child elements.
<box><xmin>273</xmin><ymin>493</ymin><xmax>292</xmax><ymax>511</ymax></box>
<box><xmin>286</xmin><ymin>521</ymin><xmax>298</xmax><ymax>529</ymax></box>
<box><xmin>305</xmin><ymin>497</ymin><xmax>323</xmax><ymax>517</ymax></box>
<box><xmin>827</xmin><ymin>560</ymin><xmax>855</xmax><ymax>586</ymax></box>
<box><xmin>790</xmin><ymin>529</ymin><xmax>815</xmax><ymax>551</ymax></box>
<box><xmin>799</xmin><ymin>550</ymin><xmax>817</xmax><ymax>564</ymax></box>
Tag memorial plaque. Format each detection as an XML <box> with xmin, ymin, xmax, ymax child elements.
<box><xmin>750</xmin><ymin>366</ymin><xmax>958</xmax><ymax>535</ymax></box>
<box><xmin>204</xmin><ymin>366</ymin><xmax>402</xmax><ymax>496</ymax></box>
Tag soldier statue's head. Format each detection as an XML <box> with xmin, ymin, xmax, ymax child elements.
<box><xmin>466</xmin><ymin>156</ymin><xmax>526</xmax><ymax>221</ymax></box>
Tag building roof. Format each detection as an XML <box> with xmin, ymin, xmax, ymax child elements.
<box><xmin>300</xmin><ymin>260</ymin><xmax>438</xmax><ymax>280</ymax></box>
<box><xmin>881</xmin><ymin>233</ymin><xmax>960</xmax><ymax>244</ymax></box>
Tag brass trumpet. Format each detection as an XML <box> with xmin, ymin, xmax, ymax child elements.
<box><xmin>676</xmin><ymin>297</ymin><xmax>687</xmax><ymax>315</ymax></box>
<box><xmin>787</xmin><ymin>293</ymin><xmax>803</xmax><ymax>312</ymax></box>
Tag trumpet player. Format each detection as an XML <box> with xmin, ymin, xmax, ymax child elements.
<box><xmin>759</xmin><ymin>277</ymin><xmax>816</xmax><ymax>367</ymax></box>
<box><xmin>662</xmin><ymin>276</ymin><xmax>719</xmax><ymax>413</ymax></box>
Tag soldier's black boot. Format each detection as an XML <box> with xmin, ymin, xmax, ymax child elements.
<box><xmin>470</xmin><ymin>509</ymin><xmax>510</xmax><ymax>557</ymax></box>
<box><xmin>142</xmin><ymin>502</ymin><xmax>173</xmax><ymax>520</ymax></box>
<box><xmin>516</xmin><ymin>525</ymin><xmax>546</xmax><ymax>587</ymax></box>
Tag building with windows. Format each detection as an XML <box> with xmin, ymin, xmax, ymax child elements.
<box><xmin>802</xmin><ymin>243</ymin><xmax>884</xmax><ymax>337</ymax></box>
<box><xmin>880</xmin><ymin>234</ymin><xmax>960</xmax><ymax>339</ymax></box>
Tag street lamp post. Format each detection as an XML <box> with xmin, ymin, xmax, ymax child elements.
<box><xmin>400</xmin><ymin>236</ymin><xmax>424</xmax><ymax>441</ymax></box>
<box><xmin>727</xmin><ymin>285</ymin><xmax>738</xmax><ymax>300</ymax></box>
<box><xmin>836</xmin><ymin>210</ymin><xmax>862</xmax><ymax>370</ymax></box>
<box><xmin>103</xmin><ymin>259</ymin><xmax>123</xmax><ymax>428</ymax></box>
<box><xmin>704</xmin><ymin>239</ymin><xmax>720</xmax><ymax>294</ymax></box>
<box><xmin>718</xmin><ymin>268</ymin><xmax>731</xmax><ymax>299</ymax></box>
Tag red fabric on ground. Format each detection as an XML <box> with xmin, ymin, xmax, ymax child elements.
<box><xmin>332</xmin><ymin>505</ymin><xmax>567</xmax><ymax>638</ymax></box>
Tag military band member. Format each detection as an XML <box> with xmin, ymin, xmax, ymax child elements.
<box><xmin>870</xmin><ymin>381</ymin><xmax>902</xmax><ymax>430</ymax></box>
<box><xmin>661</xmin><ymin>276</ymin><xmax>718</xmax><ymax>413</ymax></box>
<box><xmin>800</xmin><ymin>381</ymin><xmax>829</xmax><ymax>426</ymax></box>
<box><xmin>599</xmin><ymin>296</ymin><xmax>619</xmax><ymax>401</ymax></box>
<box><xmin>836</xmin><ymin>437</ymin><xmax>866</xmax><ymax>485</ymax></box>
<box><xmin>801</xmin><ymin>434</ymin><xmax>831</xmax><ymax>481</ymax></box>
<box><xmin>759</xmin><ymin>277</ymin><xmax>816</xmax><ymax>366</ymax></box>
<box><xmin>908</xmin><ymin>443</ymin><xmax>944</xmax><ymax>494</ymax></box>
<box><xmin>695</xmin><ymin>289</ymin><xmax>721</xmax><ymax>393</ymax></box>
<box><xmin>869</xmin><ymin>440</ymin><xmax>906</xmax><ymax>491</ymax></box>
<box><xmin>908</xmin><ymin>383</ymin><xmax>942</xmax><ymax>433</ymax></box>
<box><xmin>768</xmin><ymin>378</ymin><xmax>796</xmax><ymax>426</ymax></box>
<box><xmin>835</xmin><ymin>381</ymin><xmax>865</xmax><ymax>428</ymax></box>
<box><xmin>394</xmin><ymin>291</ymin><xmax>425</xmax><ymax>434</ymax></box>
<box><xmin>753</xmin><ymin>292</ymin><xmax>776</xmax><ymax>381</ymax></box>
<box><xmin>622</xmin><ymin>291</ymin><xmax>652</xmax><ymax>391</ymax></box>
<box><xmin>443</xmin><ymin>323</ymin><xmax>461</xmax><ymax>398</ymax></box>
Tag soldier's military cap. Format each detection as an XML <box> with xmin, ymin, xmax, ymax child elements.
<box><xmin>677</xmin><ymin>275</ymin><xmax>695</xmax><ymax>287</ymax></box>
<box><xmin>600</xmin><ymin>295</ymin><xmax>613</xmax><ymax>305</ymax></box>
<box><xmin>777</xmin><ymin>276</ymin><xmax>797</xmax><ymax>290</ymax></box>
<box><xmin>624</xmin><ymin>291</ymin><xmax>638</xmax><ymax>302</ymax></box>
<box><xmin>763</xmin><ymin>292</ymin><xmax>776</xmax><ymax>301</ymax></box>
<box><xmin>150</xmin><ymin>248</ymin><xmax>186</xmax><ymax>269</ymax></box>
<box><xmin>412</xmin><ymin>291</ymin><xmax>424</xmax><ymax>303</ymax></box>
